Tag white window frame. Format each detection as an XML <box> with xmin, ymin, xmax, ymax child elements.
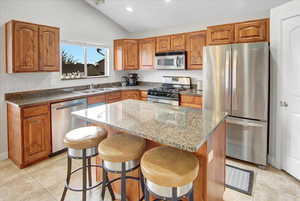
<box><xmin>60</xmin><ymin>40</ymin><xmax>110</xmax><ymax>79</ymax></box>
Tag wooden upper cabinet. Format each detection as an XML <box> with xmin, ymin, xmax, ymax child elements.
<box><xmin>6</xmin><ymin>21</ymin><xmax>39</xmax><ymax>73</ymax></box>
<box><xmin>139</xmin><ymin>38</ymin><xmax>156</xmax><ymax>69</ymax></box>
<box><xmin>171</xmin><ymin>34</ymin><xmax>186</xmax><ymax>51</ymax></box>
<box><xmin>114</xmin><ymin>39</ymin><xmax>139</xmax><ymax>70</ymax></box>
<box><xmin>38</xmin><ymin>25</ymin><xmax>60</xmax><ymax>71</ymax></box>
<box><xmin>124</xmin><ymin>39</ymin><xmax>139</xmax><ymax>70</ymax></box>
<box><xmin>186</xmin><ymin>31</ymin><xmax>206</xmax><ymax>70</ymax></box>
<box><xmin>114</xmin><ymin>40</ymin><xmax>123</xmax><ymax>71</ymax></box>
<box><xmin>235</xmin><ymin>19</ymin><xmax>269</xmax><ymax>43</ymax></box>
<box><xmin>207</xmin><ymin>24</ymin><xmax>235</xmax><ymax>45</ymax></box>
<box><xmin>156</xmin><ymin>36</ymin><xmax>171</xmax><ymax>52</ymax></box>
<box><xmin>5</xmin><ymin>20</ymin><xmax>60</xmax><ymax>73</ymax></box>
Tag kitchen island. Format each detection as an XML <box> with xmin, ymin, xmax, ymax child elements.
<box><xmin>73</xmin><ymin>99</ymin><xmax>227</xmax><ymax>201</ymax></box>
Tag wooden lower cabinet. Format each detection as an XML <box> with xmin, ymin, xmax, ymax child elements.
<box><xmin>106</xmin><ymin>91</ymin><xmax>122</xmax><ymax>103</ymax></box>
<box><xmin>23</xmin><ymin>114</ymin><xmax>51</xmax><ymax>164</ymax></box>
<box><xmin>7</xmin><ymin>103</ymin><xmax>51</xmax><ymax>168</ymax></box>
<box><xmin>180</xmin><ymin>94</ymin><xmax>202</xmax><ymax>109</ymax></box>
<box><xmin>140</xmin><ymin>90</ymin><xmax>148</xmax><ymax>101</ymax></box>
<box><xmin>121</xmin><ymin>90</ymin><xmax>140</xmax><ymax>100</ymax></box>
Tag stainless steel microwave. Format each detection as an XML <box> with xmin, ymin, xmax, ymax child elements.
<box><xmin>155</xmin><ymin>51</ymin><xmax>186</xmax><ymax>70</ymax></box>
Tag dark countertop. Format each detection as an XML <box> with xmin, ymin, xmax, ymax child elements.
<box><xmin>6</xmin><ymin>84</ymin><xmax>203</xmax><ymax>107</ymax></box>
<box><xmin>73</xmin><ymin>99</ymin><xmax>226</xmax><ymax>152</ymax></box>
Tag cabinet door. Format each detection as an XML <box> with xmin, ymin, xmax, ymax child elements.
<box><xmin>186</xmin><ymin>31</ymin><xmax>206</xmax><ymax>70</ymax></box>
<box><xmin>39</xmin><ymin>25</ymin><xmax>60</xmax><ymax>71</ymax></box>
<box><xmin>114</xmin><ymin>40</ymin><xmax>123</xmax><ymax>71</ymax></box>
<box><xmin>13</xmin><ymin>21</ymin><xmax>39</xmax><ymax>72</ymax></box>
<box><xmin>156</xmin><ymin>36</ymin><xmax>171</xmax><ymax>52</ymax></box>
<box><xmin>23</xmin><ymin>114</ymin><xmax>51</xmax><ymax>164</ymax></box>
<box><xmin>171</xmin><ymin>34</ymin><xmax>186</xmax><ymax>51</ymax></box>
<box><xmin>207</xmin><ymin>24</ymin><xmax>235</xmax><ymax>45</ymax></box>
<box><xmin>235</xmin><ymin>19</ymin><xmax>269</xmax><ymax>43</ymax></box>
<box><xmin>124</xmin><ymin>40</ymin><xmax>139</xmax><ymax>70</ymax></box>
<box><xmin>139</xmin><ymin>38</ymin><xmax>155</xmax><ymax>69</ymax></box>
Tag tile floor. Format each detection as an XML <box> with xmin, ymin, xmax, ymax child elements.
<box><xmin>0</xmin><ymin>154</ymin><xmax>299</xmax><ymax>201</ymax></box>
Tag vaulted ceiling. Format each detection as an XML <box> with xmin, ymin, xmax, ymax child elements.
<box><xmin>85</xmin><ymin>0</ymin><xmax>290</xmax><ymax>33</ymax></box>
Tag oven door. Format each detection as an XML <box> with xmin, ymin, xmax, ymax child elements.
<box><xmin>148</xmin><ymin>96</ymin><xmax>179</xmax><ymax>106</ymax></box>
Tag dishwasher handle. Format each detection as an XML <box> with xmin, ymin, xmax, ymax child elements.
<box><xmin>55</xmin><ymin>102</ymin><xmax>86</xmax><ymax>110</ymax></box>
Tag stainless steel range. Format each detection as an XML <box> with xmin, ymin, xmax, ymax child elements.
<box><xmin>148</xmin><ymin>76</ymin><xmax>191</xmax><ymax>106</ymax></box>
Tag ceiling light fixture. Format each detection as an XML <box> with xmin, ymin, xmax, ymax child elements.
<box><xmin>125</xmin><ymin>6</ymin><xmax>134</xmax><ymax>12</ymax></box>
<box><xmin>165</xmin><ymin>0</ymin><xmax>172</xmax><ymax>3</ymax></box>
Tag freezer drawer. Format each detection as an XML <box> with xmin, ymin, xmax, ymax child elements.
<box><xmin>226</xmin><ymin>117</ymin><xmax>267</xmax><ymax>165</ymax></box>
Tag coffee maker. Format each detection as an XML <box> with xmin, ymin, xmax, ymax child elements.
<box><xmin>127</xmin><ymin>73</ymin><xmax>139</xmax><ymax>86</ymax></box>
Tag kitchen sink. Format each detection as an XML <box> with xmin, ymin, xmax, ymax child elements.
<box><xmin>74</xmin><ymin>88</ymin><xmax>106</xmax><ymax>94</ymax></box>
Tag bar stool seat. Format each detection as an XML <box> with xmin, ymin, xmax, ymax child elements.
<box><xmin>64</xmin><ymin>126</ymin><xmax>107</xmax><ymax>150</ymax></box>
<box><xmin>141</xmin><ymin>146</ymin><xmax>199</xmax><ymax>199</ymax></box>
<box><xmin>98</xmin><ymin>134</ymin><xmax>146</xmax><ymax>201</ymax></box>
<box><xmin>99</xmin><ymin>134</ymin><xmax>146</xmax><ymax>171</ymax></box>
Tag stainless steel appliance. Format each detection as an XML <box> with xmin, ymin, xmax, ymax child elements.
<box><xmin>148</xmin><ymin>76</ymin><xmax>191</xmax><ymax>106</ymax></box>
<box><xmin>155</xmin><ymin>51</ymin><xmax>186</xmax><ymax>70</ymax></box>
<box><xmin>203</xmin><ymin>42</ymin><xmax>269</xmax><ymax>166</ymax></box>
<box><xmin>128</xmin><ymin>73</ymin><xmax>139</xmax><ymax>86</ymax></box>
<box><xmin>51</xmin><ymin>98</ymin><xmax>87</xmax><ymax>154</ymax></box>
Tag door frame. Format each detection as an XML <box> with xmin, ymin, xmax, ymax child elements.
<box><xmin>270</xmin><ymin>0</ymin><xmax>300</xmax><ymax>169</ymax></box>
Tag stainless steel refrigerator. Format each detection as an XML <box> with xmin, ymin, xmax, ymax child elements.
<box><xmin>203</xmin><ymin>42</ymin><xmax>269</xmax><ymax>166</ymax></box>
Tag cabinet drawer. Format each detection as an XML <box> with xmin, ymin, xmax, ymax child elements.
<box><xmin>23</xmin><ymin>105</ymin><xmax>49</xmax><ymax>118</ymax></box>
<box><xmin>107</xmin><ymin>92</ymin><xmax>121</xmax><ymax>100</ymax></box>
<box><xmin>180</xmin><ymin>95</ymin><xmax>202</xmax><ymax>109</ymax></box>
<box><xmin>88</xmin><ymin>94</ymin><xmax>106</xmax><ymax>105</ymax></box>
<box><xmin>122</xmin><ymin>90</ymin><xmax>140</xmax><ymax>100</ymax></box>
<box><xmin>181</xmin><ymin>95</ymin><xmax>202</xmax><ymax>104</ymax></box>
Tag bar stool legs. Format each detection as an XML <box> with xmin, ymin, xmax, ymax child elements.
<box><xmin>61</xmin><ymin>156</ymin><xmax>72</xmax><ymax>201</ymax></box>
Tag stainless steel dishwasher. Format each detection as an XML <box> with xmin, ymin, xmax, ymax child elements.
<box><xmin>51</xmin><ymin>98</ymin><xmax>87</xmax><ymax>154</ymax></box>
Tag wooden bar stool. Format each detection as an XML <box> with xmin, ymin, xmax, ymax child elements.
<box><xmin>61</xmin><ymin>126</ymin><xmax>114</xmax><ymax>201</ymax></box>
<box><xmin>98</xmin><ymin>134</ymin><xmax>146</xmax><ymax>201</ymax></box>
<box><xmin>141</xmin><ymin>146</ymin><xmax>199</xmax><ymax>201</ymax></box>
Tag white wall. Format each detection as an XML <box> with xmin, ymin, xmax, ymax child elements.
<box><xmin>128</xmin><ymin>14</ymin><xmax>271</xmax><ymax>84</ymax></box>
<box><xmin>0</xmin><ymin>0</ymin><xmax>129</xmax><ymax>159</ymax></box>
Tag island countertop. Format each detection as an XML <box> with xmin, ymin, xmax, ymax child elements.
<box><xmin>72</xmin><ymin>99</ymin><xmax>227</xmax><ymax>152</ymax></box>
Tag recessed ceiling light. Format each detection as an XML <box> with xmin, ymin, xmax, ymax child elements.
<box><xmin>125</xmin><ymin>6</ymin><xmax>133</xmax><ymax>12</ymax></box>
<box><xmin>165</xmin><ymin>0</ymin><xmax>172</xmax><ymax>3</ymax></box>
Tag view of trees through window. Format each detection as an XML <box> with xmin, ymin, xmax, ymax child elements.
<box><xmin>61</xmin><ymin>43</ymin><xmax>108</xmax><ymax>79</ymax></box>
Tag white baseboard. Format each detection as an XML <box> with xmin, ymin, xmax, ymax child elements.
<box><xmin>0</xmin><ymin>152</ymin><xmax>8</xmax><ymax>160</ymax></box>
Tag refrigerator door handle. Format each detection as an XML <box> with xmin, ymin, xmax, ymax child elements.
<box><xmin>226</xmin><ymin>119</ymin><xmax>264</xmax><ymax>128</ymax></box>
<box><xmin>225</xmin><ymin>50</ymin><xmax>231</xmax><ymax>113</ymax></box>
<box><xmin>232</xmin><ymin>49</ymin><xmax>238</xmax><ymax>110</ymax></box>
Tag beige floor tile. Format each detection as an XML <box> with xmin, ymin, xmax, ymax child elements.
<box><xmin>254</xmin><ymin>183</ymin><xmax>298</xmax><ymax>201</ymax></box>
<box><xmin>223</xmin><ymin>188</ymin><xmax>253</xmax><ymax>201</ymax></box>
<box><xmin>256</xmin><ymin>167</ymin><xmax>300</xmax><ymax>197</ymax></box>
<box><xmin>0</xmin><ymin>160</ymin><xmax>26</xmax><ymax>186</ymax></box>
<box><xmin>0</xmin><ymin>173</ymin><xmax>55</xmax><ymax>201</ymax></box>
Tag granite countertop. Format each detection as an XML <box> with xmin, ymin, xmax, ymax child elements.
<box><xmin>6</xmin><ymin>84</ymin><xmax>202</xmax><ymax>107</ymax></box>
<box><xmin>72</xmin><ymin>99</ymin><xmax>226</xmax><ymax>152</ymax></box>
<box><xmin>5</xmin><ymin>85</ymin><xmax>157</xmax><ymax>107</ymax></box>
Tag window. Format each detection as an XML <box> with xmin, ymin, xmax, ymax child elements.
<box><xmin>61</xmin><ymin>41</ymin><xmax>109</xmax><ymax>80</ymax></box>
